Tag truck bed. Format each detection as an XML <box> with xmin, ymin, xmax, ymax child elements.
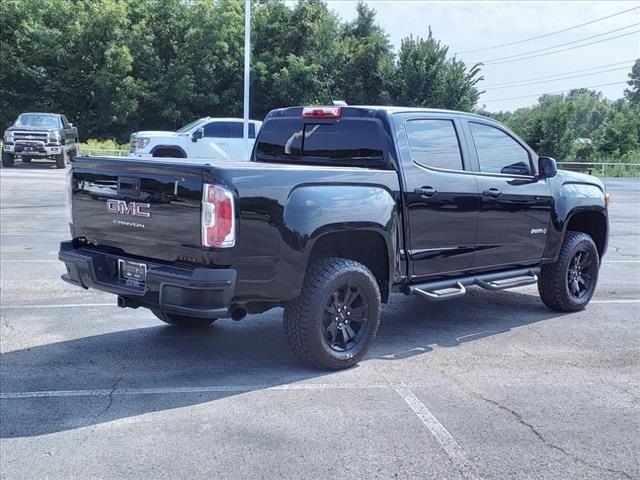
<box><xmin>69</xmin><ymin>156</ymin><xmax>401</xmax><ymax>304</ymax></box>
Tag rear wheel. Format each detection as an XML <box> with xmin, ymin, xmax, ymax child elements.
<box><xmin>538</xmin><ymin>231</ymin><xmax>599</xmax><ymax>312</ymax></box>
<box><xmin>1</xmin><ymin>152</ymin><xmax>14</xmax><ymax>167</ymax></box>
<box><xmin>152</xmin><ymin>310</ymin><xmax>215</xmax><ymax>328</ymax></box>
<box><xmin>21</xmin><ymin>156</ymin><xmax>31</xmax><ymax>163</ymax></box>
<box><xmin>283</xmin><ymin>257</ymin><xmax>381</xmax><ymax>370</ymax></box>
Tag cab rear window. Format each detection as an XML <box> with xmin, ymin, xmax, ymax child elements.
<box><xmin>254</xmin><ymin>118</ymin><xmax>386</xmax><ymax>168</ymax></box>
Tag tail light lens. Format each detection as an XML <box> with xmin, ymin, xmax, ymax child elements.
<box><xmin>302</xmin><ymin>106</ymin><xmax>341</xmax><ymax>119</ymax></box>
<box><xmin>202</xmin><ymin>184</ymin><xmax>236</xmax><ymax>248</ymax></box>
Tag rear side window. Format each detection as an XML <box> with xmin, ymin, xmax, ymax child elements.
<box><xmin>229</xmin><ymin>122</ymin><xmax>256</xmax><ymax>139</ymax></box>
<box><xmin>469</xmin><ymin>122</ymin><xmax>531</xmax><ymax>176</ymax></box>
<box><xmin>254</xmin><ymin>119</ymin><xmax>303</xmax><ymax>160</ymax></box>
<box><xmin>405</xmin><ymin>119</ymin><xmax>464</xmax><ymax>170</ymax></box>
<box><xmin>255</xmin><ymin>118</ymin><xmax>386</xmax><ymax>167</ymax></box>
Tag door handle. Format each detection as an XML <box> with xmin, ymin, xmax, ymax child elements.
<box><xmin>482</xmin><ymin>188</ymin><xmax>502</xmax><ymax>198</ymax></box>
<box><xmin>414</xmin><ymin>186</ymin><xmax>437</xmax><ymax>197</ymax></box>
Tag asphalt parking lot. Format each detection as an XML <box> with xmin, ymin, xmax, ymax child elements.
<box><xmin>1</xmin><ymin>160</ymin><xmax>639</xmax><ymax>480</ymax></box>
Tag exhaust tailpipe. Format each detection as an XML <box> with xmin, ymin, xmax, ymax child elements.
<box><xmin>230</xmin><ymin>307</ymin><xmax>247</xmax><ymax>321</ymax></box>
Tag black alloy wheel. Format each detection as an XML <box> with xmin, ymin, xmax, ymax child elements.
<box><xmin>567</xmin><ymin>249</ymin><xmax>595</xmax><ymax>299</ymax></box>
<box><xmin>323</xmin><ymin>282</ymin><xmax>370</xmax><ymax>352</ymax></box>
<box><xmin>538</xmin><ymin>231</ymin><xmax>599</xmax><ymax>312</ymax></box>
<box><xmin>283</xmin><ymin>257</ymin><xmax>382</xmax><ymax>370</ymax></box>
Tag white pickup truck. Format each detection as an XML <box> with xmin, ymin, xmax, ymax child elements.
<box><xmin>129</xmin><ymin>117</ymin><xmax>262</xmax><ymax>160</ymax></box>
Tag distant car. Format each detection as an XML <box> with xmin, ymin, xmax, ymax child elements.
<box><xmin>2</xmin><ymin>113</ymin><xmax>79</xmax><ymax>168</ymax></box>
<box><xmin>129</xmin><ymin>118</ymin><xmax>262</xmax><ymax>160</ymax></box>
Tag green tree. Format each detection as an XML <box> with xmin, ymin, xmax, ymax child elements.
<box><xmin>625</xmin><ymin>58</ymin><xmax>640</xmax><ymax>106</ymax></box>
<box><xmin>337</xmin><ymin>1</ymin><xmax>394</xmax><ymax>104</ymax></box>
<box><xmin>394</xmin><ymin>30</ymin><xmax>482</xmax><ymax>111</ymax></box>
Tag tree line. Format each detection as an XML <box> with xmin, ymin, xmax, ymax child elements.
<box><xmin>485</xmin><ymin>63</ymin><xmax>640</xmax><ymax>167</ymax></box>
<box><xmin>1</xmin><ymin>0</ymin><xmax>637</xmax><ymax>165</ymax></box>
<box><xmin>0</xmin><ymin>0</ymin><xmax>482</xmax><ymax>141</ymax></box>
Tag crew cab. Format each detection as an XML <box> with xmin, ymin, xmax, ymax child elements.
<box><xmin>59</xmin><ymin>106</ymin><xmax>609</xmax><ymax>369</ymax></box>
<box><xmin>129</xmin><ymin>117</ymin><xmax>262</xmax><ymax>160</ymax></box>
<box><xmin>3</xmin><ymin>113</ymin><xmax>78</xmax><ymax>168</ymax></box>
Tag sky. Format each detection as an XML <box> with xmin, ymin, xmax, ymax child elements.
<box><xmin>323</xmin><ymin>0</ymin><xmax>640</xmax><ymax>112</ymax></box>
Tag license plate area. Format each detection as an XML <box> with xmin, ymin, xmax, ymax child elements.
<box><xmin>118</xmin><ymin>259</ymin><xmax>147</xmax><ymax>289</ymax></box>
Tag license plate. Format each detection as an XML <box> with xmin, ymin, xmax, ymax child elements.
<box><xmin>118</xmin><ymin>259</ymin><xmax>147</xmax><ymax>287</ymax></box>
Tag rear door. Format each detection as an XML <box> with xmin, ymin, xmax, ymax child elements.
<box><xmin>462</xmin><ymin>119</ymin><xmax>553</xmax><ymax>268</ymax></box>
<box><xmin>394</xmin><ymin>113</ymin><xmax>480</xmax><ymax>279</ymax></box>
<box><xmin>227</xmin><ymin>122</ymin><xmax>256</xmax><ymax>160</ymax></box>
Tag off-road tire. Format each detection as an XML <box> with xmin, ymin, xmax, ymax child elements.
<box><xmin>2</xmin><ymin>152</ymin><xmax>14</xmax><ymax>167</ymax></box>
<box><xmin>283</xmin><ymin>257</ymin><xmax>381</xmax><ymax>370</ymax></box>
<box><xmin>152</xmin><ymin>310</ymin><xmax>216</xmax><ymax>328</ymax></box>
<box><xmin>538</xmin><ymin>231</ymin><xmax>600</xmax><ymax>312</ymax></box>
<box><xmin>55</xmin><ymin>151</ymin><xmax>66</xmax><ymax>169</ymax></box>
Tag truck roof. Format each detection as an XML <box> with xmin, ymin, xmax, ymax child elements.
<box><xmin>271</xmin><ymin>105</ymin><xmax>493</xmax><ymax>122</ymax></box>
<box><xmin>355</xmin><ymin>105</ymin><xmax>490</xmax><ymax>119</ymax></box>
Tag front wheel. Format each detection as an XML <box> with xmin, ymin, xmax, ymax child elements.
<box><xmin>55</xmin><ymin>151</ymin><xmax>67</xmax><ymax>169</ymax></box>
<box><xmin>538</xmin><ymin>231</ymin><xmax>600</xmax><ymax>312</ymax></box>
<box><xmin>283</xmin><ymin>257</ymin><xmax>381</xmax><ymax>370</ymax></box>
<box><xmin>2</xmin><ymin>152</ymin><xmax>14</xmax><ymax>167</ymax></box>
<box><xmin>152</xmin><ymin>310</ymin><xmax>216</xmax><ymax>328</ymax></box>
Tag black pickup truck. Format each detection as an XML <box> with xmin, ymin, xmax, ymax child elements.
<box><xmin>3</xmin><ymin>112</ymin><xmax>78</xmax><ymax>168</ymax></box>
<box><xmin>59</xmin><ymin>106</ymin><xmax>609</xmax><ymax>369</ymax></box>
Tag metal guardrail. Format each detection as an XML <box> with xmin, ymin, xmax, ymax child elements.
<box><xmin>78</xmin><ymin>148</ymin><xmax>129</xmax><ymax>157</ymax></box>
<box><xmin>557</xmin><ymin>162</ymin><xmax>640</xmax><ymax>175</ymax></box>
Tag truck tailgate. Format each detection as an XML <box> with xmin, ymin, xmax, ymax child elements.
<box><xmin>70</xmin><ymin>157</ymin><xmax>204</xmax><ymax>261</ymax></box>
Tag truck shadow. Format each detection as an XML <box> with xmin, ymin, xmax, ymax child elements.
<box><xmin>1</xmin><ymin>289</ymin><xmax>566</xmax><ymax>438</ymax></box>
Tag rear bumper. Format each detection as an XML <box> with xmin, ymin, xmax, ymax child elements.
<box><xmin>58</xmin><ymin>241</ymin><xmax>236</xmax><ymax>319</ymax></box>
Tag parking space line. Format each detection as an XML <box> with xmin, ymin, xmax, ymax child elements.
<box><xmin>591</xmin><ymin>299</ymin><xmax>640</xmax><ymax>304</ymax></box>
<box><xmin>3</xmin><ymin>299</ymin><xmax>639</xmax><ymax>311</ymax></box>
<box><xmin>1</xmin><ymin>259</ymin><xmax>59</xmax><ymax>263</ymax></box>
<box><xmin>2</xmin><ymin>303</ymin><xmax>114</xmax><ymax>310</ymax></box>
<box><xmin>1</xmin><ymin>232</ymin><xmax>67</xmax><ymax>235</ymax></box>
<box><xmin>390</xmin><ymin>384</ymin><xmax>482</xmax><ymax>480</ymax></box>
<box><xmin>0</xmin><ymin>383</ymin><xmax>389</xmax><ymax>399</ymax></box>
<box><xmin>605</xmin><ymin>260</ymin><xmax>640</xmax><ymax>263</ymax></box>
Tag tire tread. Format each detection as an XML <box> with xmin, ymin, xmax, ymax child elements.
<box><xmin>538</xmin><ymin>231</ymin><xmax>599</xmax><ymax>312</ymax></box>
<box><xmin>283</xmin><ymin>257</ymin><xmax>380</xmax><ymax>370</ymax></box>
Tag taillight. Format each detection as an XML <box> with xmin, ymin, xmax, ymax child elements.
<box><xmin>302</xmin><ymin>106</ymin><xmax>341</xmax><ymax>119</ymax></box>
<box><xmin>201</xmin><ymin>184</ymin><xmax>235</xmax><ymax>248</ymax></box>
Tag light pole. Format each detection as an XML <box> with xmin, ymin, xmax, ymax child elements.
<box><xmin>242</xmin><ymin>0</ymin><xmax>251</xmax><ymax>158</ymax></box>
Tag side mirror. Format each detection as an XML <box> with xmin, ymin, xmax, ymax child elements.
<box><xmin>68</xmin><ymin>123</ymin><xmax>73</xmax><ymax>127</ymax></box>
<box><xmin>192</xmin><ymin>128</ymin><xmax>204</xmax><ymax>142</ymax></box>
<box><xmin>538</xmin><ymin>156</ymin><xmax>557</xmax><ymax>179</ymax></box>
<box><xmin>5</xmin><ymin>121</ymin><xmax>13</xmax><ymax>128</ymax></box>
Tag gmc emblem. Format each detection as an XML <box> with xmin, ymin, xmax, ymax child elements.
<box><xmin>106</xmin><ymin>199</ymin><xmax>151</xmax><ymax>217</ymax></box>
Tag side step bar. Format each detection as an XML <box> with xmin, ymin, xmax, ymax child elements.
<box><xmin>408</xmin><ymin>267</ymin><xmax>540</xmax><ymax>302</ymax></box>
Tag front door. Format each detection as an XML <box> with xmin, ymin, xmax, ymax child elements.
<box><xmin>188</xmin><ymin>121</ymin><xmax>230</xmax><ymax>160</ymax></box>
<box><xmin>397</xmin><ymin>115</ymin><xmax>480</xmax><ymax>279</ymax></box>
<box><xmin>464</xmin><ymin>120</ymin><xmax>553</xmax><ymax>268</ymax></box>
